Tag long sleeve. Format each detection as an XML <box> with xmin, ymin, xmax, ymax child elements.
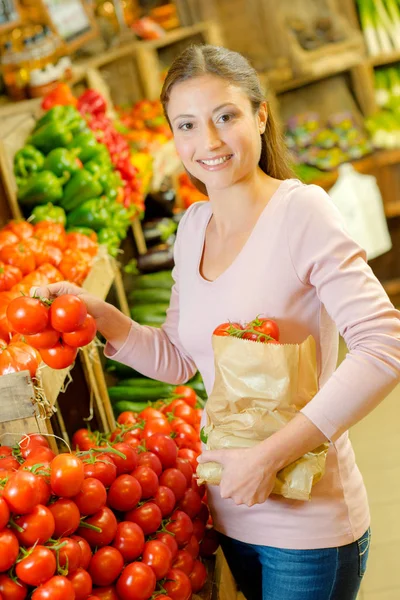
<box><xmin>104</xmin><ymin>215</ymin><xmax>197</xmax><ymax>384</ymax></box>
<box><xmin>286</xmin><ymin>184</ymin><xmax>400</xmax><ymax>441</ymax></box>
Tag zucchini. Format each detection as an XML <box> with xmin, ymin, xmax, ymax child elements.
<box><xmin>108</xmin><ymin>386</ymin><xmax>172</xmax><ymax>404</ymax></box>
<box><xmin>131</xmin><ymin>304</ymin><xmax>168</xmax><ymax>323</ymax></box>
<box><xmin>129</xmin><ymin>288</ymin><xmax>172</xmax><ymax>305</ymax></box>
<box><xmin>113</xmin><ymin>400</ymin><xmax>150</xmax><ymax>414</ymax></box>
<box><xmin>116</xmin><ymin>378</ymin><xmax>174</xmax><ymax>391</ymax></box>
<box><xmin>134</xmin><ymin>271</ymin><xmax>173</xmax><ymax>290</ymax></box>
<box><xmin>105</xmin><ymin>359</ymin><xmax>146</xmax><ymax>379</ymax></box>
<box><xmin>137</xmin><ymin>245</ymin><xmax>174</xmax><ymax>274</ymax></box>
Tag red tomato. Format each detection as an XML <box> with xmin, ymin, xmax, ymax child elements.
<box><xmin>22</xmin><ymin>444</ymin><xmax>54</xmax><ymax>463</ymax></box>
<box><xmin>3</xmin><ymin>470</ymin><xmax>40</xmax><ymax>514</ymax></box>
<box><xmin>166</xmin><ymin>511</ymin><xmax>194</xmax><ymax>548</ymax></box>
<box><xmin>173</xmin><ymin>424</ymin><xmax>198</xmax><ymax>450</ymax></box>
<box><xmin>190</xmin><ymin>477</ymin><xmax>205</xmax><ymax>499</ymax></box>
<box><xmin>0</xmin><ymin>231</ymin><xmax>19</xmax><ymax>250</ymax></box>
<box><xmin>246</xmin><ymin>316</ymin><xmax>280</xmax><ymax>342</ymax></box>
<box><xmin>50</xmin><ymin>453</ymin><xmax>85</xmax><ymax>497</ymax></box>
<box><xmin>0</xmin><ymin>574</ymin><xmax>28</xmax><ymax>600</ymax></box>
<box><xmin>39</xmin><ymin>342</ymin><xmax>78</xmax><ymax>369</ymax></box>
<box><xmin>76</xmin><ymin>507</ymin><xmax>117</xmax><ymax>548</ymax></box>
<box><xmin>3</xmin><ymin>222</ymin><xmax>33</xmax><ymax>241</ymax></box>
<box><xmin>73</xmin><ymin>477</ymin><xmax>107</xmax><ymax>516</ymax></box>
<box><xmin>67</xmin><ymin>568</ymin><xmax>92</xmax><ymax>600</ymax></box>
<box><xmin>16</xmin><ymin>545</ymin><xmax>56</xmax><ymax>586</ymax></box>
<box><xmin>90</xmin><ymin>587</ymin><xmax>119</xmax><ymax>600</ymax></box>
<box><xmin>153</xmin><ymin>485</ymin><xmax>176</xmax><ymax>517</ymax></box>
<box><xmin>72</xmin><ymin>429</ymin><xmax>97</xmax><ymax>451</ymax></box>
<box><xmin>19</xmin><ymin>468</ymin><xmax>51</xmax><ymax>505</ymax></box>
<box><xmin>131</xmin><ymin>466</ymin><xmax>159</xmax><ymax>499</ymax></box>
<box><xmin>125</xmin><ymin>502</ymin><xmax>162</xmax><ymax>536</ymax></box>
<box><xmin>142</xmin><ymin>418</ymin><xmax>172</xmax><ymax>439</ymax></box>
<box><xmin>49</xmin><ymin>499</ymin><xmax>81</xmax><ymax>537</ymax></box>
<box><xmin>0</xmin><ymin>498</ymin><xmax>9</xmax><ymax>529</ymax></box>
<box><xmin>117</xmin><ymin>412</ymin><xmax>136</xmax><ymax>426</ymax></box>
<box><xmin>178</xmin><ymin>489</ymin><xmax>202</xmax><ymax>519</ymax></box>
<box><xmin>107</xmin><ymin>475</ymin><xmax>141</xmax><ymax>512</ymax></box>
<box><xmin>175</xmin><ymin>458</ymin><xmax>193</xmax><ymax>485</ymax></box>
<box><xmin>163</xmin><ymin>399</ymin><xmax>186</xmax><ymax>415</ymax></box>
<box><xmin>192</xmin><ymin>518</ymin><xmax>206</xmax><ymax>543</ymax></box>
<box><xmin>14</xmin><ymin>504</ymin><xmax>55</xmax><ymax>546</ymax></box>
<box><xmin>112</xmin><ymin>521</ymin><xmax>144</xmax><ymax>563</ymax></box>
<box><xmin>213</xmin><ymin>322</ymin><xmax>242</xmax><ymax>337</ymax></box>
<box><xmin>0</xmin><ymin>455</ymin><xmax>19</xmax><ymax>471</ymax></box>
<box><xmin>89</xmin><ymin>547</ymin><xmax>124</xmax><ymax>587</ymax></box>
<box><xmin>31</xmin><ymin>576</ymin><xmax>75</xmax><ymax>600</ymax></box>
<box><xmin>71</xmin><ymin>535</ymin><xmax>92</xmax><ymax>571</ymax></box>
<box><xmin>142</xmin><ymin>540</ymin><xmax>172</xmax><ymax>580</ymax></box>
<box><xmin>199</xmin><ymin>527</ymin><xmax>219</xmax><ymax>557</ymax></box>
<box><xmin>50</xmin><ymin>295</ymin><xmax>87</xmax><ymax>333</ymax></box>
<box><xmin>116</xmin><ymin>562</ymin><xmax>156</xmax><ymax>600</ymax></box>
<box><xmin>62</xmin><ymin>315</ymin><xmax>96</xmax><ymax>348</ymax></box>
<box><xmin>138</xmin><ymin>407</ymin><xmax>165</xmax><ymax>421</ymax></box>
<box><xmin>0</xmin><ymin>341</ymin><xmax>39</xmax><ymax>378</ymax></box>
<box><xmin>159</xmin><ymin>468</ymin><xmax>187</xmax><ymax>502</ymax></box>
<box><xmin>173</xmin><ymin>386</ymin><xmax>197</xmax><ymax>408</ymax></box>
<box><xmin>174</xmin><ymin>403</ymin><xmax>197</xmax><ymax>426</ymax></box>
<box><xmin>156</xmin><ymin>532</ymin><xmax>178</xmax><ymax>562</ymax></box>
<box><xmin>6</xmin><ymin>297</ymin><xmax>48</xmax><ymax>335</ymax></box>
<box><xmin>57</xmin><ymin>538</ymin><xmax>82</xmax><ymax>574</ymax></box>
<box><xmin>83</xmin><ymin>456</ymin><xmax>117</xmax><ymax>487</ymax></box>
<box><xmin>19</xmin><ymin>433</ymin><xmax>49</xmax><ymax>457</ymax></box>
<box><xmin>172</xmin><ymin>550</ymin><xmax>194</xmax><ymax>576</ymax></box>
<box><xmin>24</xmin><ymin>326</ymin><xmax>60</xmax><ymax>349</ymax></box>
<box><xmin>109</xmin><ymin>443</ymin><xmax>138</xmax><ymax>475</ymax></box>
<box><xmin>0</xmin><ymin>261</ymin><xmax>22</xmax><ymax>293</ymax></box>
<box><xmin>146</xmin><ymin>434</ymin><xmax>177</xmax><ymax>469</ymax></box>
<box><xmin>189</xmin><ymin>560</ymin><xmax>207</xmax><ymax>593</ymax></box>
<box><xmin>137</xmin><ymin>451</ymin><xmax>162</xmax><ymax>476</ymax></box>
<box><xmin>0</xmin><ymin>529</ymin><xmax>19</xmax><ymax>571</ymax></box>
<box><xmin>197</xmin><ymin>503</ymin><xmax>209</xmax><ymax>525</ymax></box>
<box><xmin>0</xmin><ymin>243</ymin><xmax>35</xmax><ymax>276</ymax></box>
<box><xmin>184</xmin><ymin>534</ymin><xmax>200</xmax><ymax>559</ymax></box>
<box><xmin>163</xmin><ymin>568</ymin><xmax>192</xmax><ymax>600</ymax></box>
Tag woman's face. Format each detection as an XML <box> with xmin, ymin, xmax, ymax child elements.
<box><xmin>167</xmin><ymin>75</ymin><xmax>266</xmax><ymax>192</ymax></box>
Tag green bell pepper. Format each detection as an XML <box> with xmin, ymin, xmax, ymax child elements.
<box><xmin>13</xmin><ymin>145</ymin><xmax>45</xmax><ymax>178</ymax></box>
<box><xmin>28</xmin><ymin>121</ymin><xmax>73</xmax><ymax>154</ymax></box>
<box><xmin>44</xmin><ymin>148</ymin><xmax>81</xmax><ymax>177</ymax></box>
<box><xmin>68</xmin><ymin>132</ymin><xmax>107</xmax><ymax>163</ymax></box>
<box><xmin>66</xmin><ymin>198</ymin><xmax>111</xmax><ymax>231</ymax></box>
<box><xmin>31</xmin><ymin>202</ymin><xmax>67</xmax><ymax>226</ymax></box>
<box><xmin>18</xmin><ymin>171</ymin><xmax>69</xmax><ymax>207</ymax></box>
<box><xmin>85</xmin><ymin>153</ymin><xmax>112</xmax><ymax>175</ymax></box>
<box><xmin>97</xmin><ymin>228</ymin><xmax>121</xmax><ymax>257</ymax></box>
<box><xmin>34</xmin><ymin>105</ymin><xmax>85</xmax><ymax>132</ymax></box>
<box><xmin>98</xmin><ymin>171</ymin><xmax>123</xmax><ymax>202</ymax></box>
<box><xmin>60</xmin><ymin>169</ymin><xmax>103</xmax><ymax>212</ymax></box>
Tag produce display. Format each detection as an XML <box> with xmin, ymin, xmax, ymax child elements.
<box><xmin>356</xmin><ymin>0</ymin><xmax>400</xmax><ymax>56</ymax></box>
<box><xmin>287</xmin><ymin>14</ymin><xmax>345</xmax><ymax>50</ymax></box>
<box><xmin>365</xmin><ymin>66</ymin><xmax>400</xmax><ymax>148</ymax></box>
<box><xmin>0</xmin><ymin>403</ymin><xmax>217</xmax><ymax>599</ymax></box>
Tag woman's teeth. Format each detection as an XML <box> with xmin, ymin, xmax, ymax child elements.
<box><xmin>199</xmin><ymin>155</ymin><xmax>232</xmax><ymax>166</ymax></box>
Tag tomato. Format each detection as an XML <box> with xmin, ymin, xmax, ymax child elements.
<box><xmin>122</xmin><ymin>434</ymin><xmax>141</xmax><ymax>450</ymax></box>
<box><xmin>192</xmin><ymin>519</ymin><xmax>205</xmax><ymax>543</ymax></box>
<box><xmin>0</xmin><ymin>262</ymin><xmax>22</xmax><ymax>293</ymax></box>
<box><xmin>0</xmin><ymin>243</ymin><xmax>35</xmax><ymax>276</ymax></box>
<box><xmin>24</xmin><ymin>326</ymin><xmax>60</xmax><ymax>349</ymax></box>
<box><xmin>31</xmin><ymin>576</ymin><xmax>75</xmax><ymax>600</ymax></box>
<box><xmin>190</xmin><ymin>477</ymin><xmax>205</xmax><ymax>499</ymax></box>
<box><xmin>50</xmin><ymin>295</ymin><xmax>87</xmax><ymax>333</ymax></box>
<box><xmin>137</xmin><ymin>451</ymin><xmax>162</xmax><ymax>476</ymax></box>
<box><xmin>34</xmin><ymin>223</ymin><xmax>67</xmax><ymax>250</ymax></box>
<box><xmin>19</xmin><ymin>433</ymin><xmax>49</xmax><ymax>457</ymax></box>
<box><xmin>172</xmin><ymin>550</ymin><xmax>194</xmax><ymax>576</ymax></box>
<box><xmin>90</xmin><ymin>587</ymin><xmax>119</xmax><ymax>600</ymax></box>
<box><xmin>57</xmin><ymin>538</ymin><xmax>82</xmax><ymax>574</ymax></box>
<box><xmin>3</xmin><ymin>470</ymin><xmax>40</xmax><ymax>514</ymax></box>
<box><xmin>51</xmin><ymin>453</ymin><xmax>85</xmax><ymax>497</ymax></box>
<box><xmin>0</xmin><ymin>529</ymin><xmax>19</xmax><ymax>571</ymax></box>
<box><xmin>197</xmin><ymin>503</ymin><xmax>209</xmax><ymax>525</ymax></box>
<box><xmin>0</xmin><ymin>456</ymin><xmax>19</xmax><ymax>472</ymax></box>
<box><xmin>73</xmin><ymin>478</ymin><xmax>107</xmax><ymax>516</ymax></box>
<box><xmin>0</xmin><ymin>341</ymin><xmax>39</xmax><ymax>378</ymax></box>
<box><xmin>116</xmin><ymin>562</ymin><xmax>156</xmax><ymax>600</ymax></box>
<box><xmin>66</xmin><ymin>233</ymin><xmax>98</xmax><ymax>258</ymax></box>
<box><xmin>83</xmin><ymin>456</ymin><xmax>117</xmax><ymax>487</ymax></box>
<box><xmin>16</xmin><ymin>545</ymin><xmax>56</xmax><ymax>586</ymax></box>
<box><xmin>138</xmin><ymin>407</ymin><xmax>165</xmax><ymax>421</ymax></box>
<box><xmin>76</xmin><ymin>507</ymin><xmax>117</xmax><ymax>548</ymax></box>
<box><xmin>163</xmin><ymin>568</ymin><xmax>192</xmax><ymax>600</ymax></box>
<box><xmin>72</xmin><ymin>429</ymin><xmax>97</xmax><ymax>451</ymax></box>
<box><xmin>178</xmin><ymin>489</ymin><xmax>202</xmax><ymax>520</ymax></box>
<box><xmin>246</xmin><ymin>316</ymin><xmax>280</xmax><ymax>342</ymax></box>
<box><xmin>166</xmin><ymin>511</ymin><xmax>193</xmax><ymax>548</ymax></box>
<box><xmin>125</xmin><ymin>502</ymin><xmax>162</xmax><ymax>536</ymax></box>
<box><xmin>39</xmin><ymin>342</ymin><xmax>78</xmax><ymax>369</ymax></box>
<box><xmin>175</xmin><ymin>458</ymin><xmax>193</xmax><ymax>486</ymax></box>
<box><xmin>0</xmin><ymin>446</ymin><xmax>12</xmax><ymax>457</ymax></box>
<box><xmin>146</xmin><ymin>434</ymin><xmax>177</xmax><ymax>469</ymax></box>
<box><xmin>173</xmin><ymin>386</ymin><xmax>197</xmax><ymax>408</ymax></box>
<box><xmin>131</xmin><ymin>466</ymin><xmax>159</xmax><ymax>499</ymax></box>
<box><xmin>71</xmin><ymin>535</ymin><xmax>92</xmax><ymax>570</ymax></box>
<box><xmin>189</xmin><ymin>560</ymin><xmax>207</xmax><ymax>593</ymax></box>
<box><xmin>89</xmin><ymin>547</ymin><xmax>124</xmax><ymax>587</ymax></box>
<box><xmin>142</xmin><ymin>540</ymin><xmax>172</xmax><ymax>580</ymax></box>
<box><xmin>107</xmin><ymin>475</ymin><xmax>141</xmax><ymax>512</ymax></box>
<box><xmin>163</xmin><ymin>399</ymin><xmax>186</xmax><ymax>415</ymax></box>
<box><xmin>153</xmin><ymin>485</ymin><xmax>176</xmax><ymax>517</ymax></box>
<box><xmin>199</xmin><ymin>527</ymin><xmax>219</xmax><ymax>557</ymax></box>
<box><xmin>62</xmin><ymin>315</ymin><xmax>96</xmax><ymax>348</ymax></box>
<box><xmin>109</xmin><ymin>443</ymin><xmax>138</xmax><ymax>475</ymax></box>
<box><xmin>0</xmin><ymin>575</ymin><xmax>27</xmax><ymax>600</ymax></box>
<box><xmin>3</xmin><ymin>222</ymin><xmax>33</xmax><ymax>241</ymax></box>
<box><xmin>59</xmin><ymin>250</ymin><xmax>90</xmax><ymax>286</ymax></box>
<box><xmin>184</xmin><ymin>534</ymin><xmax>200</xmax><ymax>559</ymax></box>
<box><xmin>173</xmin><ymin>423</ymin><xmax>198</xmax><ymax>450</ymax></box>
<box><xmin>0</xmin><ymin>499</ymin><xmax>9</xmax><ymax>529</ymax></box>
<box><xmin>0</xmin><ymin>231</ymin><xmax>19</xmax><ymax>251</ymax></box>
<box><xmin>117</xmin><ymin>412</ymin><xmax>136</xmax><ymax>426</ymax></box>
<box><xmin>36</xmin><ymin>263</ymin><xmax>63</xmax><ymax>284</ymax></box>
<box><xmin>112</xmin><ymin>521</ymin><xmax>144</xmax><ymax>562</ymax></box>
<box><xmin>49</xmin><ymin>499</ymin><xmax>80</xmax><ymax>537</ymax></box>
<box><xmin>142</xmin><ymin>418</ymin><xmax>172</xmax><ymax>439</ymax></box>
<box><xmin>14</xmin><ymin>504</ymin><xmax>55</xmax><ymax>546</ymax></box>
<box><xmin>173</xmin><ymin>403</ymin><xmax>197</xmax><ymax>426</ymax></box>
<box><xmin>67</xmin><ymin>568</ymin><xmax>92</xmax><ymax>600</ymax></box>
<box><xmin>213</xmin><ymin>322</ymin><xmax>242</xmax><ymax>337</ymax></box>
<box><xmin>155</xmin><ymin>532</ymin><xmax>178</xmax><ymax>562</ymax></box>
<box><xmin>159</xmin><ymin>469</ymin><xmax>187</xmax><ymax>502</ymax></box>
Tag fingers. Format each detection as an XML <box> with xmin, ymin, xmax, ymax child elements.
<box><xmin>197</xmin><ymin>450</ymin><xmax>224</xmax><ymax>465</ymax></box>
<box><xmin>30</xmin><ymin>282</ymin><xmax>82</xmax><ymax>300</ymax></box>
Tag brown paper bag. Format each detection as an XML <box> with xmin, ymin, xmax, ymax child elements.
<box><xmin>196</xmin><ymin>335</ymin><xmax>329</xmax><ymax>501</ymax></box>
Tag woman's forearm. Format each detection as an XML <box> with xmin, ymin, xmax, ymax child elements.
<box><xmin>96</xmin><ymin>302</ymin><xmax>133</xmax><ymax>351</ymax></box>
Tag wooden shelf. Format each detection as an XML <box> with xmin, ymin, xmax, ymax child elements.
<box><xmin>382</xmin><ymin>278</ymin><xmax>400</xmax><ymax>298</ymax></box>
<box><xmin>368</xmin><ymin>50</ymin><xmax>400</xmax><ymax>68</ymax></box>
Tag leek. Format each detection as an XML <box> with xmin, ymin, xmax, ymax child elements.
<box><xmin>357</xmin><ymin>0</ymin><xmax>382</xmax><ymax>55</ymax></box>
<box><xmin>375</xmin><ymin>0</ymin><xmax>399</xmax><ymax>49</ymax></box>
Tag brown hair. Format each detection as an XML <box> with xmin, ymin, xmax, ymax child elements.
<box><xmin>160</xmin><ymin>44</ymin><xmax>294</xmax><ymax>195</ymax></box>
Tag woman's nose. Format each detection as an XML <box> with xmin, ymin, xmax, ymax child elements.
<box><xmin>205</xmin><ymin>125</ymin><xmax>222</xmax><ymax>150</ymax></box>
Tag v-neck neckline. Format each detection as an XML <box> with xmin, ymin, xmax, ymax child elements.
<box><xmin>197</xmin><ymin>179</ymin><xmax>291</xmax><ymax>284</ymax></box>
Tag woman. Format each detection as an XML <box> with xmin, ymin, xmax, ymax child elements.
<box><xmin>34</xmin><ymin>46</ymin><xmax>400</xmax><ymax>599</ymax></box>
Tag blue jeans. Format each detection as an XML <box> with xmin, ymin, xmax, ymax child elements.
<box><xmin>219</xmin><ymin>528</ymin><xmax>371</xmax><ymax>600</ymax></box>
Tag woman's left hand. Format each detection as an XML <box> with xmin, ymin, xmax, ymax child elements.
<box><xmin>197</xmin><ymin>446</ymin><xmax>278</xmax><ymax>507</ymax></box>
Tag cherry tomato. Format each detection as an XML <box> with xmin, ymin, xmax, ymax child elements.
<box><xmin>73</xmin><ymin>478</ymin><xmax>107</xmax><ymax>516</ymax></box>
<box><xmin>156</xmin><ymin>532</ymin><xmax>178</xmax><ymax>562</ymax></box>
<box><xmin>107</xmin><ymin>475</ymin><xmax>141</xmax><ymax>512</ymax></box>
<box><xmin>159</xmin><ymin>468</ymin><xmax>187</xmax><ymax>502</ymax></box>
<box><xmin>117</xmin><ymin>412</ymin><xmax>136</xmax><ymax>426</ymax></box>
<box><xmin>191</xmin><ymin>477</ymin><xmax>205</xmax><ymax>499</ymax></box>
<box><xmin>3</xmin><ymin>470</ymin><xmax>40</xmax><ymax>514</ymax></box>
<box><xmin>67</xmin><ymin>568</ymin><xmax>92</xmax><ymax>600</ymax></box>
<box><xmin>109</xmin><ymin>443</ymin><xmax>138</xmax><ymax>475</ymax></box>
<box><xmin>0</xmin><ymin>341</ymin><xmax>39</xmax><ymax>379</ymax></box>
<box><xmin>24</xmin><ymin>326</ymin><xmax>60</xmax><ymax>350</ymax></box>
<box><xmin>175</xmin><ymin>458</ymin><xmax>193</xmax><ymax>486</ymax></box>
<box><xmin>0</xmin><ymin>529</ymin><xmax>19</xmax><ymax>571</ymax></box>
<box><xmin>142</xmin><ymin>418</ymin><xmax>172</xmax><ymax>439</ymax></box>
<box><xmin>192</xmin><ymin>518</ymin><xmax>206</xmax><ymax>543</ymax></box>
<box><xmin>71</xmin><ymin>536</ymin><xmax>92</xmax><ymax>570</ymax></box>
<box><xmin>23</xmin><ymin>444</ymin><xmax>55</xmax><ymax>463</ymax></box>
<box><xmin>6</xmin><ymin>297</ymin><xmax>48</xmax><ymax>335</ymax></box>
<box><xmin>174</xmin><ymin>403</ymin><xmax>197</xmax><ymax>426</ymax></box>
<box><xmin>246</xmin><ymin>316</ymin><xmax>280</xmax><ymax>342</ymax></box>
<box><xmin>137</xmin><ymin>451</ymin><xmax>162</xmax><ymax>476</ymax></box>
<box><xmin>83</xmin><ymin>455</ymin><xmax>117</xmax><ymax>487</ymax></box>
<box><xmin>178</xmin><ymin>489</ymin><xmax>202</xmax><ymax>519</ymax></box>
<box><xmin>19</xmin><ymin>434</ymin><xmax>49</xmax><ymax>458</ymax></box>
<box><xmin>173</xmin><ymin>386</ymin><xmax>197</xmax><ymax>408</ymax></box>
<box><xmin>189</xmin><ymin>560</ymin><xmax>207</xmax><ymax>593</ymax></box>
<box><xmin>90</xmin><ymin>587</ymin><xmax>119</xmax><ymax>600</ymax></box>
<box><xmin>62</xmin><ymin>315</ymin><xmax>96</xmax><ymax>348</ymax></box>
<box><xmin>16</xmin><ymin>545</ymin><xmax>56</xmax><ymax>586</ymax></box>
<box><xmin>174</xmin><ymin>423</ymin><xmax>198</xmax><ymax>450</ymax></box>
<box><xmin>39</xmin><ymin>342</ymin><xmax>78</xmax><ymax>369</ymax></box>
<box><xmin>49</xmin><ymin>499</ymin><xmax>81</xmax><ymax>537</ymax></box>
<box><xmin>31</xmin><ymin>576</ymin><xmax>75</xmax><ymax>600</ymax></box>
<box><xmin>89</xmin><ymin>547</ymin><xmax>124</xmax><ymax>587</ymax></box>
<box><xmin>50</xmin><ymin>295</ymin><xmax>87</xmax><ymax>333</ymax></box>
<box><xmin>125</xmin><ymin>502</ymin><xmax>162</xmax><ymax>536</ymax></box>
<box><xmin>166</xmin><ymin>511</ymin><xmax>194</xmax><ymax>548</ymax></box>
<box><xmin>172</xmin><ymin>550</ymin><xmax>194</xmax><ymax>576</ymax></box>
<box><xmin>116</xmin><ymin>562</ymin><xmax>156</xmax><ymax>600</ymax></box>
<box><xmin>131</xmin><ymin>466</ymin><xmax>159</xmax><ymax>499</ymax></box>
<box><xmin>76</xmin><ymin>507</ymin><xmax>117</xmax><ymax>548</ymax></box>
<box><xmin>197</xmin><ymin>502</ymin><xmax>209</xmax><ymax>524</ymax></box>
<box><xmin>184</xmin><ymin>534</ymin><xmax>200</xmax><ymax>559</ymax></box>
<box><xmin>199</xmin><ymin>527</ymin><xmax>219</xmax><ymax>557</ymax></box>
<box><xmin>0</xmin><ymin>456</ymin><xmax>19</xmax><ymax>471</ymax></box>
<box><xmin>146</xmin><ymin>434</ymin><xmax>177</xmax><ymax>469</ymax></box>
<box><xmin>51</xmin><ymin>453</ymin><xmax>85</xmax><ymax>497</ymax></box>
<box><xmin>153</xmin><ymin>485</ymin><xmax>176</xmax><ymax>517</ymax></box>
<box><xmin>138</xmin><ymin>408</ymin><xmax>165</xmax><ymax>421</ymax></box>
<box><xmin>0</xmin><ymin>498</ymin><xmax>10</xmax><ymax>529</ymax></box>
<box><xmin>163</xmin><ymin>568</ymin><xmax>192</xmax><ymax>600</ymax></box>
<box><xmin>142</xmin><ymin>540</ymin><xmax>172</xmax><ymax>580</ymax></box>
<box><xmin>0</xmin><ymin>574</ymin><xmax>27</xmax><ymax>599</ymax></box>
<box><xmin>14</xmin><ymin>504</ymin><xmax>55</xmax><ymax>546</ymax></box>
<box><xmin>213</xmin><ymin>322</ymin><xmax>242</xmax><ymax>336</ymax></box>
<box><xmin>72</xmin><ymin>429</ymin><xmax>97</xmax><ymax>451</ymax></box>
<box><xmin>57</xmin><ymin>538</ymin><xmax>82</xmax><ymax>574</ymax></box>
<box><xmin>112</xmin><ymin>521</ymin><xmax>145</xmax><ymax>563</ymax></box>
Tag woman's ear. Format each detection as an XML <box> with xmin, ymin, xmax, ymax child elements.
<box><xmin>258</xmin><ymin>102</ymin><xmax>268</xmax><ymax>134</ymax></box>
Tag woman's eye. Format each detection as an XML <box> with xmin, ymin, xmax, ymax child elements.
<box><xmin>178</xmin><ymin>122</ymin><xmax>194</xmax><ymax>131</ymax></box>
<box><xmin>218</xmin><ymin>113</ymin><xmax>233</xmax><ymax>123</ymax></box>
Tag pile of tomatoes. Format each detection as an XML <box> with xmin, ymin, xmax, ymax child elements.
<box><xmin>214</xmin><ymin>316</ymin><xmax>280</xmax><ymax>344</ymax></box>
<box><xmin>0</xmin><ymin>394</ymin><xmax>217</xmax><ymax>600</ymax></box>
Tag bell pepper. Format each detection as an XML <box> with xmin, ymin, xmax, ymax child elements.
<box><xmin>84</xmin><ymin>153</ymin><xmax>112</xmax><ymax>175</ymax></box>
<box><xmin>108</xmin><ymin>201</ymin><xmax>135</xmax><ymax>238</ymax></box>
<box><xmin>13</xmin><ymin>145</ymin><xmax>45</xmax><ymax>178</ymax></box>
<box><xmin>31</xmin><ymin>203</ymin><xmax>67</xmax><ymax>226</ymax></box>
<box><xmin>66</xmin><ymin>227</ymin><xmax>97</xmax><ymax>242</ymax></box>
<box><xmin>41</xmin><ymin>83</ymin><xmax>78</xmax><ymax>110</ymax></box>
<box><xmin>34</xmin><ymin>105</ymin><xmax>83</xmax><ymax>131</ymax></box>
<box><xmin>18</xmin><ymin>171</ymin><xmax>69</xmax><ymax>207</ymax></box>
<box><xmin>28</xmin><ymin>121</ymin><xmax>74</xmax><ymax>154</ymax></box>
<box><xmin>44</xmin><ymin>148</ymin><xmax>82</xmax><ymax>177</ymax></box>
<box><xmin>67</xmin><ymin>132</ymin><xmax>107</xmax><ymax>163</ymax></box>
<box><xmin>66</xmin><ymin>198</ymin><xmax>111</xmax><ymax>231</ymax></box>
<box><xmin>98</xmin><ymin>171</ymin><xmax>123</xmax><ymax>201</ymax></box>
<box><xmin>60</xmin><ymin>169</ymin><xmax>103</xmax><ymax>212</ymax></box>
<box><xmin>77</xmin><ymin>89</ymin><xmax>107</xmax><ymax>117</ymax></box>
<box><xmin>97</xmin><ymin>228</ymin><xmax>121</xmax><ymax>257</ymax></box>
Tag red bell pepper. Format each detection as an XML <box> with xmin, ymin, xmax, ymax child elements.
<box><xmin>77</xmin><ymin>89</ymin><xmax>107</xmax><ymax>117</ymax></box>
<box><xmin>41</xmin><ymin>83</ymin><xmax>77</xmax><ymax>110</ymax></box>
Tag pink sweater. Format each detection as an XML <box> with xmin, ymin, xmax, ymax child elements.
<box><xmin>106</xmin><ymin>179</ymin><xmax>400</xmax><ymax>549</ymax></box>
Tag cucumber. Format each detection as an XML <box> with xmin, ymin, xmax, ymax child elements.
<box><xmin>105</xmin><ymin>359</ymin><xmax>146</xmax><ymax>379</ymax></box>
<box><xmin>113</xmin><ymin>400</ymin><xmax>150</xmax><ymax>414</ymax></box>
<box><xmin>131</xmin><ymin>309</ymin><xmax>167</xmax><ymax>325</ymax></box>
<box><xmin>134</xmin><ymin>271</ymin><xmax>173</xmax><ymax>290</ymax></box>
<box><xmin>108</xmin><ymin>386</ymin><xmax>172</xmax><ymax>404</ymax></box>
<box><xmin>129</xmin><ymin>288</ymin><xmax>172</xmax><ymax>304</ymax></box>
<box><xmin>116</xmin><ymin>378</ymin><xmax>174</xmax><ymax>391</ymax></box>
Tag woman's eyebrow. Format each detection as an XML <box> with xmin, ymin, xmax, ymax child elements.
<box><xmin>172</xmin><ymin>103</ymin><xmax>236</xmax><ymax>124</ymax></box>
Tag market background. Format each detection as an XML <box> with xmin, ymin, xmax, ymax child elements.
<box><xmin>0</xmin><ymin>1</ymin><xmax>399</xmax><ymax>599</ymax></box>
